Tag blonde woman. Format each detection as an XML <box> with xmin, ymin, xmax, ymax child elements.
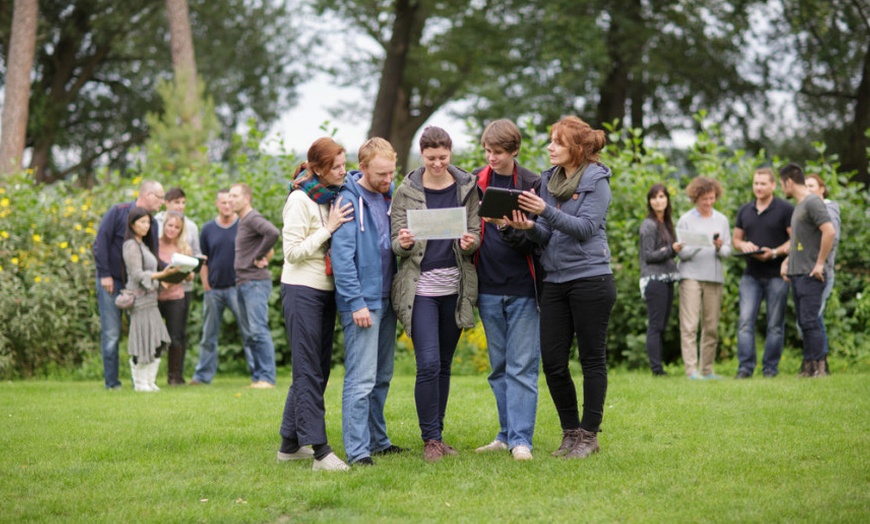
<box><xmin>158</xmin><ymin>210</ymin><xmax>194</xmax><ymax>386</ymax></box>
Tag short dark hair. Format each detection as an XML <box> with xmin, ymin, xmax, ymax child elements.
<box><xmin>165</xmin><ymin>187</ymin><xmax>186</xmax><ymax>202</ymax></box>
<box><xmin>778</xmin><ymin>163</ymin><xmax>805</xmax><ymax>185</ymax></box>
<box><xmin>419</xmin><ymin>126</ymin><xmax>452</xmax><ymax>151</ymax></box>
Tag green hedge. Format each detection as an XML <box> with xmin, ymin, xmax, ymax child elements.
<box><xmin>1</xmin><ymin>119</ymin><xmax>867</xmax><ymax>379</ymax></box>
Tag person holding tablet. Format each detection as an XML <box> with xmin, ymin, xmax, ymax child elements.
<box><xmin>472</xmin><ymin>119</ymin><xmax>542</xmax><ymax>461</ymax></box>
<box><xmin>506</xmin><ymin>116</ymin><xmax>615</xmax><ymax>460</ymax></box>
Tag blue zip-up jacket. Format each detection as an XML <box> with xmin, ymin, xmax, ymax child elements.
<box><xmin>331</xmin><ymin>170</ymin><xmax>397</xmax><ymax>313</ymax></box>
<box><xmin>527</xmin><ymin>162</ymin><xmax>613</xmax><ymax>282</ymax></box>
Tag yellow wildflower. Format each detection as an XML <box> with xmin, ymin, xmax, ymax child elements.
<box><xmin>34</xmin><ymin>276</ymin><xmax>42</xmax><ymax>283</ymax></box>
<box><xmin>132</xmin><ymin>176</ymin><xmax>143</xmax><ymax>186</ymax></box>
<box><xmin>75</xmin><ymin>223</ymin><xmax>82</xmax><ymax>231</ymax></box>
<box><xmin>11</xmin><ymin>257</ymin><xmax>19</xmax><ymax>265</ymax></box>
<box><xmin>85</xmin><ymin>227</ymin><xmax>96</xmax><ymax>235</ymax></box>
<box><xmin>0</xmin><ymin>230</ymin><xmax>8</xmax><ymax>239</ymax></box>
<box><xmin>71</xmin><ymin>254</ymin><xmax>80</xmax><ymax>263</ymax></box>
<box><xmin>32</xmin><ymin>234</ymin><xmax>42</xmax><ymax>243</ymax></box>
<box><xmin>81</xmin><ymin>204</ymin><xmax>89</xmax><ymax>212</ymax></box>
<box><xmin>0</xmin><ymin>197</ymin><xmax>9</xmax><ymax>207</ymax></box>
<box><xmin>59</xmin><ymin>241</ymin><xmax>69</xmax><ymax>249</ymax></box>
<box><xmin>79</xmin><ymin>246</ymin><xmax>86</xmax><ymax>254</ymax></box>
<box><xmin>0</xmin><ymin>186</ymin><xmax>5</xmax><ymax>193</ymax></box>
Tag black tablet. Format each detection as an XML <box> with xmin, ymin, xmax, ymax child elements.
<box><xmin>479</xmin><ymin>187</ymin><xmax>522</xmax><ymax>219</ymax></box>
<box><xmin>733</xmin><ymin>249</ymin><xmax>765</xmax><ymax>257</ymax></box>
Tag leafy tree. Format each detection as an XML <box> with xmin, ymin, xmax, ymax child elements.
<box><xmin>313</xmin><ymin>0</ymin><xmax>527</xmax><ymax>171</ymax></box>
<box><xmin>464</xmin><ymin>0</ymin><xmax>765</xmax><ymax>144</ymax></box>
<box><xmin>769</xmin><ymin>0</ymin><xmax>870</xmax><ymax>185</ymax></box>
<box><xmin>0</xmin><ymin>0</ymin><xmax>303</xmax><ymax>184</ymax></box>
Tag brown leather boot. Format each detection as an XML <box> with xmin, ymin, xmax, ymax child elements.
<box><xmin>167</xmin><ymin>343</ymin><xmax>186</xmax><ymax>386</ymax></box>
<box><xmin>551</xmin><ymin>429</ymin><xmax>582</xmax><ymax>457</ymax></box>
<box><xmin>798</xmin><ymin>359</ymin><xmax>813</xmax><ymax>378</ymax></box>
<box><xmin>563</xmin><ymin>428</ymin><xmax>600</xmax><ymax>459</ymax></box>
<box><xmin>812</xmin><ymin>359</ymin><xmax>828</xmax><ymax>378</ymax></box>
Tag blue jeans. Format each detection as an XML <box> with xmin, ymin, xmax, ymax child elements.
<box><xmin>237</xmin><ymin>279</ymin><xmax>277</xmax><ymax>384</ymax></box>
<box><xmin>340</xmin><ymin>304</ymin><xmax>397</xmax><ymax>463</ymax></box>
<box><xmin>96</xmin><ymin>280</ymin><xmax>122</xmax><ymax>389</ymax></box>
<box><xmin>478</xmin><ymin>293</ymin><xmax>540</xmax><ymax>449</ymax></box>
<box><xmin>819</xmin><ymin>273</ymin><xmax>834</xmax><ymax>355</ymax></box>
<box><xmin>792</xmin><ymin>275</ymin><xmax>826</xmax><ymax>361</ymax></box>
<box><xmin>193</xmin><ymin>287</ymin><xmax>255</xmax><ymax>384</ymax></box>
<box><xmin>736</xmin><ymin>274</ymin><xmax>789</xmax><ymax>375</ymax></box>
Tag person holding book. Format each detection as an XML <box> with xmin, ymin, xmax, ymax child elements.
<box><xmin>122</xmin><ymin>207</ymin><xmax>179</xmax><ymax>392</ymax></box>
<box><xmin>158</xmin><ymin>210</ymin><xmax>195</xmax><ymax>385</ymax></box>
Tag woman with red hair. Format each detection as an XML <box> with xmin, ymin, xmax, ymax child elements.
<box><xmin>508</xmin><ymin>116</ymin><xmax>616</xmax><ymax>459</ymax></box>
<box><xmin>276</xmin><ymin>137</ymin><xmax>354</xmax><ymax>471</ymax></box>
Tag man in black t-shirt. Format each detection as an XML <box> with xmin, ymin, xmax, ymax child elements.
<box><xmin>732</xmin><ymin>167</ymin><xmax>793</xmax><ymax>378</ymax></box>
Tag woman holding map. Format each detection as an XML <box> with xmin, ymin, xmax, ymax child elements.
<box><xmin>674</xmin><ymin>176</ymin><xmax>731</xmax><ymax>380</ymax></box>
<box><xmin>390</xmin><ymin>126</ymin><xmax>480</xmax><ymax>463</ymax></box>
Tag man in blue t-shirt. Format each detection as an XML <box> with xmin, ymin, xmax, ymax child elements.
<box><xmin>733</xmin><ymin>167</ymin><xmax>794</xmax><ymax>378</ymax></box>
<box><xmin>190</xmin><ymin>189</ymin><xmax>255</xmax><ymax>384</ymax></box>
<box><xmin>93</xmin><ymin>180</ymin><xmax>165</xmax><ymax>390</ymax></box>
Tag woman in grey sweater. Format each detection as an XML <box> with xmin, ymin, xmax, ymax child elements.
<box><xmin>639</xmin><ymin>184</ymin><xmax>682</xmax><ymax>376</ymax></box>
<box><xmin>675</xmin><ymin>177</ymin><xmax>731</xmax><ymax>379</ymax></box>
<box><xmin>122</xmin><ymin>207</ymin><xmax>178</xmax><ymax>392</ymax></box>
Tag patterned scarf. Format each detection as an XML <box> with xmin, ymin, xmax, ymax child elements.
<box><xmin>290</xmin><ymin>170</ymin><xmax>339</xmax><ymax>205</ymax></box>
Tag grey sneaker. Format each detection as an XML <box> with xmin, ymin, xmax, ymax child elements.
<box><xmin>276</xmin><ymin>446</ymin><xmax>315</xmax><ymax>462</ymax></box>
<box><xmin>511</xmin><ymin>445</ymin><xmax>533</xmax><ymax>461</ymax></box>
<box><xmin>312</xmin><ymin>452</ymin><xmax>349</xmax><ymax>471</ymax></box>
<box><xmin>475</xmin><ymin>439</ymin><xmax>508</xmax><ymax>453</ymax></box>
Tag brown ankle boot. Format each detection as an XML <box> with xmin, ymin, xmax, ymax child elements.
<box><xmin>551</xmin><ymin>429</ymin><xmax>582</xmax><ymax>457</ymax></box>
<box><xmin>167</xmin><ymin>343</ymin><xmax>186</xmax><ymax>386</ymax></box>
<box><xmin>812</xmin><ymin>359</ymin><xmax>827</xmax><ymax>378</ymax></box>
<box><xmin>563</xmin><ymin>428</ymin><xmax>600</xmax><ymax>459</ymax></box>
<box><xmin>798</xmin><ymin>360</ymin><xmax>812</xmax><ymax>378</ymax></box>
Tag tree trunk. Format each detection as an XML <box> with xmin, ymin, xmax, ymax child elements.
<box><xmin>843</xmin><ymin>37</ymin><xmax>870</xmax><ymax>186</ymax></box>
<box><xmin>0</xmin><ymin>0</ymin><xmax>39</xmax><ymax>176</ymax></box>
<box><xmin>596</xmin><ymin>0</ymin><xmax>643</xmax><ymax>129</ymax></box>
<box><xmin>369</xmin><ymin>0</ymin><xmax>420</xmax><ymax>141</ymax></box>
<box><xmin>165</xmin><ymin>0</ymin><xmax>201</xmax><ymax>130</ymax></box>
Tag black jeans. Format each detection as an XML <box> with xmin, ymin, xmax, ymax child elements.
<box><xmin>645</xmin><ymin>280</ymin><xmax>674</xmax><ymax>374</ymax></box>
<box><xmin>279</xmin><ymin>284</ymin><xmax>336</xmax><ymax>449</ymax></box>
<box><xmin>540</xmin><ymin>275</ymin><xmax>616</xmax><ymax>432</ymax></box>
<box><xmin>158</xmin><ymin>298</ymin><xmax>188</xmax><ymax>356</ymax></box>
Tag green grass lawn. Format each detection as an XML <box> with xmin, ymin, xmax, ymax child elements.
<box><xmin>1</xmin><ymin>367</ymin><xmax>868</xmax><ymax>523</ymax></box>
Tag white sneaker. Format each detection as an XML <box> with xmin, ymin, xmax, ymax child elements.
<box><xmin>511</xmin><ymin>445</ymin><xmax>533</xmax><ymax>461</ymax></box>
<box><xmin>248</xmin><ymin>381</ymin><xmax>275</xmax><ymax>389</ymax></box>
<box><xmin>277</xmin><ymin>446</ymin><xmax>315</xmax><ymax>462</ymax></box>
<box><xmin>312</xmin><ymin>452</ymin><xmax>349</xmax><ymax>471</ymax></box>
<box><xmin>475</xmin><ymin>439</ymin><xmax>509</xmax><ymax>453</ymax></box>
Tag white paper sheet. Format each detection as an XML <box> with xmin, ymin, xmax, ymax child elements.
<box><xmin>407</xmin><ymin>208</ymin><xmax>467</xmax><ymax>240</ymax></box>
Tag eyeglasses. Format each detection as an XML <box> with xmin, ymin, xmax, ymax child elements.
<box><xmin>151</xmin><ymin>192</ymin><xmax>166</xmax><ymax>200</ymax></box>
